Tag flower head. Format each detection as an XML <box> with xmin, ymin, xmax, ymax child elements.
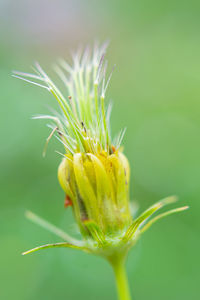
<box><xmin>14</xmin><ymin>43</ymin><xmax>188</xmax><ymax>264</ymax></box>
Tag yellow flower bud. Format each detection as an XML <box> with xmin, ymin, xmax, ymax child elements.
<box><xmin>58</xmin><ymin>151</ymin><xmax>132</xmax><ymax>238</ymax></box>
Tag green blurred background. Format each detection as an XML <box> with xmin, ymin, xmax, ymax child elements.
<box><xmin>0</xmin><ymin>0</ymin><xmax>199</xmax><ymax>299</ymax></box>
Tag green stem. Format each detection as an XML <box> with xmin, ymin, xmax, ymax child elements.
<box><xmin>111</xmin><ymin>257</ymin><xmax>131</xmax><ymax>300</ymax></box>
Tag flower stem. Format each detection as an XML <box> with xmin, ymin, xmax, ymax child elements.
<box><xmin>112</xmin><ymin>257</ymin><xmax>131</xmax><ymax>300</ymax></box>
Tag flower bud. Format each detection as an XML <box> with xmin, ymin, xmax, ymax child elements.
<box><xmin>58</xmin><ymin>151</ymin><xmax>132</xmax><ymax>238</ymax></box>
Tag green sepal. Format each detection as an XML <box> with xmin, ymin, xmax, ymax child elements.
<box><xmin>123</xmin><ymin>196</ymin><xmax>178</xmax><ymax>241</ymax></box>
<box><xmin>22</xmin><ymin>242</ymin><xmax>88</xmax><ymax>256</ymax></box>
<box><xmin>140</xmin><ymin>205</ymin><xmax>189</xmax><ymax>234</ymax></box>
<box><xmin>83</xmin><ymin>220</ymin><xmax>106</xmax><ymax>246</ymax></box>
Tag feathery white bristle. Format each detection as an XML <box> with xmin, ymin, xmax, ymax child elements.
<box><xmin>14</xmin><ymin>43</ymin><xmax>124</xmax><ymax>155</ymax></box>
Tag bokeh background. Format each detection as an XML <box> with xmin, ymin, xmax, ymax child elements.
<box><xmin>0</xmin><ymin>1</ymin><xmax>200</xmax><ymax>299</ymax></box>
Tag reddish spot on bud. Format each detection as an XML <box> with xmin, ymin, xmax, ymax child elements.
<box><xmin>64</xmin><ymin>195</ymin><xmax>73</xmax><ymax>208</ymax></box>
<box><xmin>111</xmin><ymin>145</ymin><xmax>116</xmax><ymax>153</ymax></box>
